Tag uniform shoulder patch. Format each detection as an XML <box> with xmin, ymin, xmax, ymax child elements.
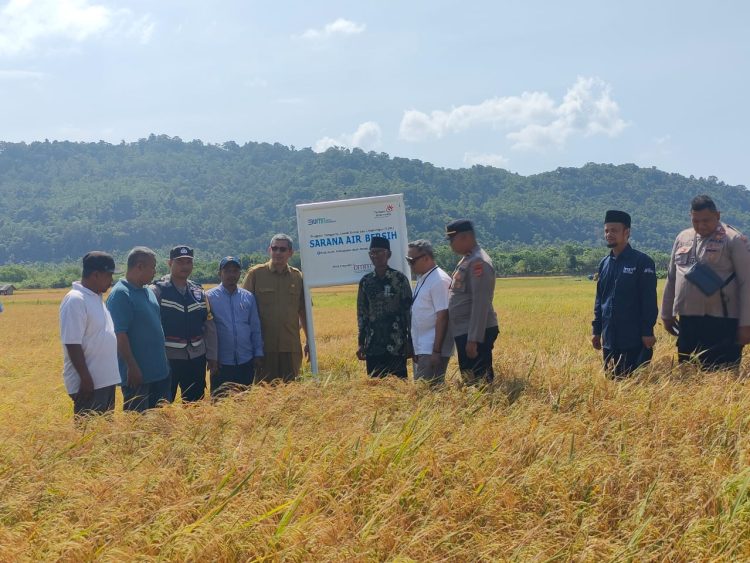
<box><xmin>472</xmin><ymin>261</ymin><xmax>484</xmax><ymax>277</ymax></box>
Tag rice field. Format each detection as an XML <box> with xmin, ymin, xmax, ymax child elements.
<box><xmin>1</xmin><ymin>277</ymin><xmax>749</xmax><ymax>561</ymax></box>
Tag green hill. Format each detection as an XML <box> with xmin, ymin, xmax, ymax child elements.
<box><xmin>1</xmin><ymin>134</ymin><xmax>748</xmax><ymax>264</ymax></box>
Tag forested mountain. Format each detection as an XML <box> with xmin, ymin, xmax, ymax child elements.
<box><xmin>1</xmin><ymin>134</ymin><xmax>748</xmax><ymax>264</ymax></box>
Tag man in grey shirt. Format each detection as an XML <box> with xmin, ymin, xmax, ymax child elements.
<box><xmin>446</xmin><ymin>219</ymin><xmax>499</xmax><ymax>383</ymax></box>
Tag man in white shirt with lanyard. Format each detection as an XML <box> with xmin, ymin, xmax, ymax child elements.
<box><xmin>408</xmin><ymin>239</ymin><xmax>454</xmax><ymax>385</ymax></box>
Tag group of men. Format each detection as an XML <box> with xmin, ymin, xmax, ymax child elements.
<box><xmin>57</xmin><ymin>193</ymin><xmax>750</xmax><ymax>417</ymax></box>
<box><xmin>59</xmin><ymin>234</ymin><xmax>307</xmax><ymax>414</ymax></box>
<box><xmin>592</xmin><ymin>195</ymin><xmax>750</xmax><ymax>377</ymax></box>
<box><xmin>58</xmin><ymin>218</ymin><xmax>500</xmax><ymax>416</ymax></box>
<box><xmin>356</xmin><ymin>219</ymin><xmax>499</xmax><ymax>385</ymax></box>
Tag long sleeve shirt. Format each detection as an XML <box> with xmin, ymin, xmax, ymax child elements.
<box><xmin>662</xmin><ymin>223</ymin><xmax>750</xmax><ymax>325</ymax></box>
<box><xmin>357</xmin><ymin>267</ymin><xmax>412</xmax><ymax>357</ymax></box>
<box><xmin>592</xmin><ymin>244</ymin><xmax>658</xmax><ymax>350</ymax></box>
<box><xmin>206</xmin><ymin>284</ymin><xmax>263</xmax><ymax>366</ymax></box>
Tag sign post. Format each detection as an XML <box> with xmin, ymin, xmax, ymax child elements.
<box><xmin>296</xmin><ymin>194</ymin><xmax>409</xmax><ymax>374</ymax></box>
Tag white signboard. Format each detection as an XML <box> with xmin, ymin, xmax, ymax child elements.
<box><xmin>296</xmin><ymin>194</ymin><xmax>409</xmax><ymax>286</ymax></box>
<box><xmin>296</xmin><ymin>194</ymin><xmax>409</xmax><ymax>373</ymax></box>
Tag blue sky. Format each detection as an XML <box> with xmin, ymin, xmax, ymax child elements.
<box><xmin>1</xmin><ymin>0</ymin><xmax>748</xmax><ymax>186</ymax></box>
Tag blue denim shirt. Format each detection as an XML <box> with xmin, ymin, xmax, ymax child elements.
<box><xmin>206</xmin><ymin>284</ymin><xmax>264</xmax><ymax>366</ymax></box>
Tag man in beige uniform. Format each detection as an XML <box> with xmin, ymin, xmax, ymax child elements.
<box><xmin>662</xmin><ymin>194</ymin><xmax>750</xmax><ymax>370</ymax></box>
<box><xmin>243</xmin><ymin>234</ymin><xmax>308</xmax><ymax>382</ymax></box>
<box><xmin>447</xmin><ymin>219</ymin><xmax>499</xmax><ymax>383</ymax></box>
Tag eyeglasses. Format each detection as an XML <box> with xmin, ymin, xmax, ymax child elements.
<box><xmin>271</xmin><ymin>246</ymin><xmax>290</xmax><ymax>253</ymax></box>
<box><xmin>406</xmin><ymin>254</ymin><xmax>426</xmax><ymax>265</ymax></box>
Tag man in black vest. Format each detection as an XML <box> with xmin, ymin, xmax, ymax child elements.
<box><xmin>151</xmin><ymin>245</ymin><xmax>217</xmax><ymax>402</ymax></box>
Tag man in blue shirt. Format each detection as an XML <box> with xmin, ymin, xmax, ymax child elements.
<box><xmin>106</xmin><ymin>246</ymin><xmax>170</xmax><ymax>411</ymax></box>
<box><xmin>592</xmin><ymin>210</ymin><xmax>658</xmax><ymax>378</ymax></box>
<box><xmin>206</xmin><ymin>257</ymin><xmax>263</xmax><ymax>396</ymax></box>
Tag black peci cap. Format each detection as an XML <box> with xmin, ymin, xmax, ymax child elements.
<box><xmin>369</xmin><ymin>236</ymin><xmax>390</xmax><ymax>250</ymax></box>
<box><xmin>604</xmin><ymin>210</ymin><xmax>631</xmax><ymax>228</ymax></box>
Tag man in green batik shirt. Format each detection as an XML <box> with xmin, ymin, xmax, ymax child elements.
<box><xmin>356</xmin><ymin>236</ymin><xmax>413</xmax><ymax>378</ymax></box>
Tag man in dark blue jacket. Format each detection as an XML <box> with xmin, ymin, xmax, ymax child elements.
<box><xmin>592</xmin><ymin>210</ymin><xmax>658</xmax><ymax>378</ymax></box>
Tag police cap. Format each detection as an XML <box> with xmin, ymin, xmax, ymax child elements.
<box><xmin>170</xmin><ymin>245</ymin><xmax>194</xmax><ymax>260</ymax></box>
<box><xmin>445</xmin><ymin>219</ymin><xmax>474</xmax><ymax>239</ymax></box>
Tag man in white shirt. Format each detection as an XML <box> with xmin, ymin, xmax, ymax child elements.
<box><xmin>59</xmin><ymin>252</ymin><xmax>122</xmax><ymax>416</ymax></box>
<box><xmin>408</xmin><ymin>239</ymin><xmax>454</xmax><ymax>384</ymax></box>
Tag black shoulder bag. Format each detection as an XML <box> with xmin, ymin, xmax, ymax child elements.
<box><xmin>683</xmin><ymin>237</ymin><xmax>736</xmax><ymax>316</ymax></box>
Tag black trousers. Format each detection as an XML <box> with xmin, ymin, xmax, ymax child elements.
<box><xmin>455</xmin><ymin>325</ymin><xmax>499</xmax><ymax>383</ymax></box>
<box><xmin>211</xmin><ymin>361</ymin><xmax>255</xmax><ymax>397</ymax></box>
<box><xmin>366</xmin><ymin>354</ymin><xmax>408</xmax><ymax>379</ymax></box>
<box><xmin>603</xmin><ymin>346</ymin><xmax>653</xmax><ymax>379</ymax></box>
<box><xmin>677</xmin><ymin>315</ymin><xmax>742</xmax><ymax>370</ymax></box>
<box><xmin>169</xmin><ymin>356</ymin><xmax>207</xmax><ymax>403</ymax></box>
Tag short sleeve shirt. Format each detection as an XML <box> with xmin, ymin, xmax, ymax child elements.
<box><xmin>106</xmin><ymin>279</ymin><xmax>169</xmax><ymax>384</ymax></box>
<box><xmin>59</xmin><ymin>282</ymin><xmax>121</xmax><ymax>393</ymax></box>
<box><xmin>411</xmin><ymin>267</ymin><xmax>454</xmax><ymax>356</ymax></box>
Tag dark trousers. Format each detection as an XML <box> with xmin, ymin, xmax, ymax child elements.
<box><xmin>603</xmin><ymin>346</ymin><xmax>653</xmax><ymax>379</ymax></box>
<box><xmin>677</xmin><ymin>315</ymin><xmax>742</xmax><ymax>370</ymax></box>
<box><xmin>122</xmin><ymin>378</ymin><xmax>171</xmax><ymax>413</ymax></box>
<box><xmin>169</xmin><ymin>356</ymin><xmax>207</xmax><ymax>403</ymax></box>
<box><xmin>455</xmin><ymin>326</ymin><xmax>499</xmax><ymax>383</ymax></box>
<box><xmin>211</xmin><ymin>361</ymin><xmax>254</xmax><ymax>397</ymax></box>
<box><xmin>69</xmin><ymin>385</ymin><xmax>116</xmax><ymax>416</ymax></box>
<box><xmin>366</xmin><ymin>354</ymin><xmax>408</xmax><ymax>379</ymax></box>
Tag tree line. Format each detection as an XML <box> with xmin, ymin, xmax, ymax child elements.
<box><xmin>1</xmin><ymin>134</ymin><xmax>746</xmax><ymax>267</ymax></box>
<box><xmin>0</xmin><ymin>244</ymin><xmax>673</xmax><ymax>289</ymax></box>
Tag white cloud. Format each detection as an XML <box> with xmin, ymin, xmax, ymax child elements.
<box><xmin>463</xmin><ymin>152</ymin><xmax>509</xmax><ymax>168</ymax></box>
<box><xmin>299</xmin><ymin>18</ymin><xmax>365</xmax><ymax>40</ymax></box>
<box><xmin>399</xmin><ymin>77</ymin><xmax>627</xmax><ymax>150</ymax></box>
<box><xmin>314</xmin><ymin>121</ymin><xmax>382</xmax><ymax>152</ymax></box>
<box><xmin>0</xmin><ymin>0</ymin><xmax>154</xmax><ymax>57</ymax></box>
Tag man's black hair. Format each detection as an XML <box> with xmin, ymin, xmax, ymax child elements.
<box><xmin>691</xmin><ymin>194</ymin><xmax>718</xmax><ymax>212</ymax></box>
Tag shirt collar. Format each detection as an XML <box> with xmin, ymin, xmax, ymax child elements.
<box><xmin>265</xmin><ymin>260</ymin><xmax>291</xmax><ymax>274</ymax></box>
<box><xmin>120</xmin><ymin>279</ymin><xmax>145</xmax><ymax>291</ymax></box>
<box><xmin>465</xmin><ymin>244</ymin><xmax>480</xmax><ymax>257</ymax></box>
<box><xmin>219</xmin><ymin>283</ymin><xmax>238</xmax><ymax>294</ymax></box>
<box><xmin>72</xmin><ymin>281</ymin><xmax>97</xmax><ymax>296</ymax></box>
<box><xmin>609</xmin><ymin>243</ymin><xmax>633</xmax><ymax>260</ymax></box>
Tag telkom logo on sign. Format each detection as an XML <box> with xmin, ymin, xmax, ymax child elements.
<box><xmin>307</xmin><ymin>217</ymin><xmax>336</xmax><ymax>226</ymax></box>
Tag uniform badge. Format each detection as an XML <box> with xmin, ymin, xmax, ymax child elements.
<box><xmin>473</xmin><ymin>262</ymin><xmax>483</xmax><ymax>277</ymax></box>
<box><xmin>193</xmin><ymin>289</ymin><xmax>202</xmax><ymax>300</ymax></box>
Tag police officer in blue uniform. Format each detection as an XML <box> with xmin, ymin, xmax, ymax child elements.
<box><xmin>591</xmin><ymin>210</ymin><xmax>658</xmax><ymax>378</ymax></box>
<box><xmin>151</xmin><ymin>245</ymin><xmax>217</xmax><ymax>402</ymax></box>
